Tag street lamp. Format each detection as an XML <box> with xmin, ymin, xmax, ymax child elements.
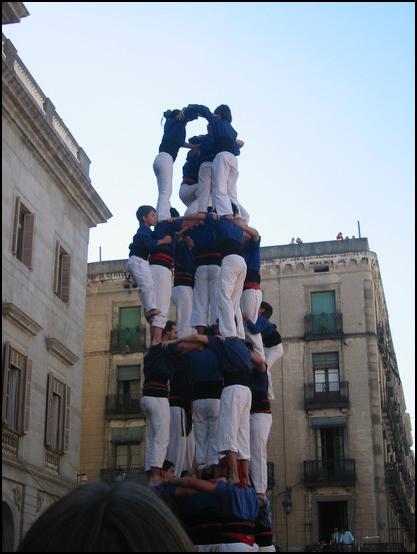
<box><xmin>76</xmin><ymin>473</ymin><xmax>88</xmax><ymax>486</ymax></box>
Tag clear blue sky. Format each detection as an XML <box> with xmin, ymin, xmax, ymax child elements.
<box><xmin>5</xmin><ymin>2</ymin><xmax>415</xmax><ymax>444</ymax></box>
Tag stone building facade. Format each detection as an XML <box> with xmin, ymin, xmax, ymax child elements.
<box><xmin>2</xmin><ymin>13</ymin><xmax>112</xmax><ymax>551</ymax></box>
<box><xmin>260</xmin><ymin>239</ymin><xmax>414</xmax><ymax>552</ymax></box>
<box><xmin>80</xmin><ymin>239</ymin><xmax>414</xmax><ymax>551</ymax></box>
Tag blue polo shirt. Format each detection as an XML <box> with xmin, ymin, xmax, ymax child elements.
<box><xmin>243</xmin><ymin>237</ymin><xmax>261</xmax><ymax>288</ymax></box>
<box><xmin>206</xmin><ymin>336</ymin><xmax>252</xmax><ymax>387</ymax></box>
<box><xmin>214</xmin><ymin>481</ymin><xmax>259</xmax><ymax>521</ymax></box>
<box><xmin>187</xmin><ymin>222</ymin><xmax>221</xmax><ymax>267</ymax></box>
<box><xmin>182</xmin><ymin>148</ymin><xmax>201</xmax><ymax>183</ymax></box>
<box><xmin>149</xmin><ymin>219</ymin><xmax>183</xmax><ymax>269</ymax></box>
<box><xmin>188</xmin><ymin>104</ymin><xmax>239</xmax><ymax>156</ymax></box>
<box><xmin>249</xmin><ymin>367</ymin><xmax>270</xmax><ymax>414</ymax></box>
<box><xmin>159</xmin><ymin>107</ymin><xmax>198</xmax><ymax>162</ymax></box>
<box><xmin>142</xmin><ymin>343</ymin><xmax>177</xmax><ymax>397</ymax></box>
<box><xmin>189</xmin><ymin>133</ymin><xmax>216</xmax><ymax>164</ymax></box>
<box><xmin>205</xmin><ymin>213</ymin><xmax>244</xmax><ymax>257</ymax></box>
<box><xmin>128</xmin><ymin>224</ymin><xmax>158</xmax><ymax>260</ymax></box>
<box><xmin>173</xmin><ymin>240</ymin><xmax>194</xmax><ymax>288</ymax></box>
<box><xmin>245</xmin><ymin>317</ymin><xmax>282</xmax><ymax>348</ymax></box>
<box><xmin>183</xmin><ymin>347</ymin><xmax>223</xmax><ymax>400</ymax></box>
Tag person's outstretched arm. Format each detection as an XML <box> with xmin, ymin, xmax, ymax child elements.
<box><xmin>172</xmin><ymin>477</ymin><xmax>217</xmax><ymax>494</ymax></box>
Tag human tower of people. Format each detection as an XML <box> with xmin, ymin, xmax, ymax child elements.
<box><xmin>127</xmin><ymin>104</ymin><xmax>284</xmax><ymax>552</ymax></box>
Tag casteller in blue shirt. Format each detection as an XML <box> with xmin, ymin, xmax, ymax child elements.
<box><xmin>206</xmin><ymin>336</ymin><xmax>252</xmax><ymax>387</ymax></box>
<box><xmin>159</xmin><ymin>107</ymin><xmax>198</xmax><ymax>162</ymax></box>
<box><xmin>187</xmin><ymin>104</ymin><xmax>240</xmax><ymax>156</ymax></box>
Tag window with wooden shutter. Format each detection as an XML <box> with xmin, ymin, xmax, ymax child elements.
<box><xmin>313</xmin><ymin>352</ymin><xmax>340</xmax><ymax>393</ymax></box>
<box><xmin>2</xmin><ymin>343</ymin><xmax>11</xmax><ymax>426</ymax></box>
<box><xmin>22</xmin><ymin>360</ymin><xmax>32</xmax><ymax>434</ymax></box>
<box><xmin>2</xmin><ymin>344</ymin><xmax>29</xmax><ymax>435</ymax></box>
<box><xmin>53</xmin><ymin>242</ymin><xmax>71</xmax><ymax>304</ymax></box>
<box><xmin>60</xmin><ymin>254</ymin><xmax>71</xmax><ymax>303</ymax></box>
<box><xmin>64</xmin><ymin>385</ymin><xmax>70</xmax><ymax>452</ymax></box>
<box><xmin>21</xmin><ymin>213</ymin><xmax>35</xmax><ymax>269</ymax></box>
<box><xmin>45</xmin><ymin>373</ymin><xmax>53</xmax><ymax>448</ymax></box>
<box><xmin>11</xmin><ymin>197</ymin><xmax>21</xmax><ymax>255</ymax></box>
<box><xmin>45</xmin><ymin>373</ymin><xmax>67</xmax><ymax>454</ymax></box>
<box><xmin>12</xmin><ymin>198</ymin><xmax>34</xmax><ymax>269</ymax></box>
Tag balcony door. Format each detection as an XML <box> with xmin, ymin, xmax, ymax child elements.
<box><xmin>318</xmin><ymin>501</ymin><xmax>348</xmax><ymax>544</ymax></box>
<box><xmin>118</xmin><ymin>307</ymin><xmax>141</xmax><ymax>351</ymax></box>
<box><xmin>317</xmin><ymin>427</ymin><xmax>345</xmax><ymax>469</ymax></box>
<box><xmin>117</xmin><ymin>366</ymin><xmax>141</xmax><ymax>407</ymax></box>
<box><xmin>313</xmin><ymin>352</ymin><xmax>340</xmax><ymax>394</ymax></box>
<box><xmin>311</xmin><ymin>291</ymin><xmax>337</xmax><ymax>333</ymax></box>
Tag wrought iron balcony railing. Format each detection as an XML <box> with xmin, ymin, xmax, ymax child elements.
<box><xmin>304</xmin><ymin>458</ymin><xmax>356</xmax><ymax>487</ymax></box>
<box><xmin>304</xmin><ymin>313</ymin><xmax>343</xmax><ymax>340</ymax></box>
<box><xmin>100</xmin><ymin>466</ymin><xmax>147</xmax><ymax>485</ymax></box>
<box><xmin>105</xmin><ymin>394</ymin><xmax>144</xmax><ymax>417</ymax></box>
<box><xmin>304</xmin><ymin>381</ymin><xmax>350</xmax><ymax>410</ymax></box>
<box><xmin>385</xmin><ymin>463</ymin><xmax>415</xmax><ymax>542</ymax></box>
<box><xmin>110</xmin><ymin>326</ymin><xmax>146</xmax><ymax>353</ymax></box>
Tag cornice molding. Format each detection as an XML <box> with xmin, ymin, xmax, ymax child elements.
<box><xmin>2</xmin><ymin>42</ymin><xmax>112</xmax><ymax>228</ymax></box>
<box><xmin>45</xmin><ymin>337</ymin><xmax>79</xmax><ymax>366</ymax></box>
<box><xmin>2</xmin><ymin>302</ymin><xmax>42</xmax><ymax>336</ymax></box>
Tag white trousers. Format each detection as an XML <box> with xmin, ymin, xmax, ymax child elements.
<box><xmin>126</xmin><ymin>256</ymin><xmax>156</xmax><ymax>314</ymax></box>
<box><xmin>217</xmin><ymin>385</ymin><xmax>251</xmax><ymax>459</ymax></box>
<box><xmin>249</xmin><ymin>413</ymin><xmax>272</xmax><ymax>494</ymax></box>
<box><xmin>193</xmin><ymin>398</ymin><xmax>221</xmax><ymax>467</ymax></box>
<box><xmin>149</xmin><ymin>264</ymin><xmax>173</xmax><ymax>329</ymax></box>
<box><xmin>153</xmin><ymin>152</ymin><xmax>173</xmax><ymax>221</ymax></box>
<box><xmin>167</xmin><ymin>406</ymin><xmax>195</xmax><ymax>478</ymax></box>
<box><xmin>197</xmin><ymin>162</ymin><xmax>214</xmax><ymax>213</ymax></box>
<box><xmin>258</xmin><ymin>546</ymin><xmax>276</xmax><ymax>552</ymax></box>
<box><xmin>219</xmin><ymin>543</ymin><xmax>259</xmax><ymax>552</ymax></box>
<box><xmin>265</xmin><ymin>343</ymin><xmax>283</xmax><ymax>400</ymax></box>
<box><xmin>240</xmin><ymin>289</ymin><xmax>264</xmax><ymax>358</ymax></box>
<box><xmin>218</xmin><ymin>255</ymin><xmax>246</xmax><ymax>338</ymax></box>
<box><xmin>212</xmin><ymin>152</ymin><xmax>239</xmax><ymax>217</ymax></box>
<box><xmin>191</xmin><ymin>265</ymin><xmax>221</xmax><ymax>327</ymax></box>
<box><xmin>239</xmin><ymin>203</ymin><xmax>250</xmax><ymax>224</ymax></box>
<box><xmin>172</xmin><ymin>285</ymin><xmax>194</xmax><ymax>338</ymax></box>
<box><xmin>140</xmin><ymin>396</ymin><xmax>170</xmax><ymax>470</ymax></box>
<box><xmin>179</xmin><ymin>182</ymin><xmax>198</xmax><ymax>208</ymax></box>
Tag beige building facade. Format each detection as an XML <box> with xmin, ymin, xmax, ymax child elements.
<box><xmin>260</xmin><ymin>239</ymin><xmax>414</xmax><ymax>551</ymax></box>
<box><xmin>81</xmin><ymin>239</ymin><xmax>414</xmax><ymax>552</ymax></box>
<box><xmin>2</xmin><ymin>9</ymin><xmax>111</xmax><ymax>551</ymax></box>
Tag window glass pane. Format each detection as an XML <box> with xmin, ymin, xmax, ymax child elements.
<box><xmin>7</xmin><ymin>368</ymin><xmax>20</xmax><ymax>430</ymax></box>
<box><xmin>311</xmin><ymin>292</ymin><xmax>336</xmax><ymax>315</ymax></box>
<box><xmin>116</xmin><ymin>445</ymin><xmax>128</xmax><ymax>467</ymax></box>
<box><xmin>328</xmin><ymin>369</ymin><xmax>340</xmax><ymax>391</ymax></box>
<box><xmin>314</xmin><ymin>370</ymin><xmax>326</xmax><ymax>392</ymax></box>
<box><xmin>119</xmin><ymin>307</ymin><xmax>140</xmax><ymax>330</ymax></box>
<box><xmin>51</xmin><ymin>394</ymin><xmax>61</xmax><ymax>450</ymax></box>
<box><xmin>130</xmin><ymin>444</ymin><xmax>140</xmax><ymax>467</ymax></box>
<box><xmin>117</xmin><ymin>366</ymin><xmax>140</xmax><ymax>381</ymax></box>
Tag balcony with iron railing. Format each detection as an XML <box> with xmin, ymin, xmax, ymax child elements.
<box><xmin>304</xmin><ymin>313</ymin><xmax>343</xmax><ymax>340</ymax></box>
<box><xmin>105</xmin><ymin>394</ymin><xmax>144</xmax><ymax>418</ymax></box>
<box><xmin>385</xmin><ymin>463</ymin><xmax>415</xmax><ymax>541</ymax></box>
<box><xmin>110</xmin><ymin>326</ymin><xmax>146</xmax><ymax>354</ymax></box>
<box><xmin>304</xmin><ymin>458</ymin><xmax>356</xmax><ymax>487</ymax></box>
<box><xmin>100</xmin><ymin>466</ymin><xmax>147</xmax><ymax>485</ymax></box>
<box><xmin>304</xmin><ymin>381</ymin><xmax>350</xmax><ymax>410</ymax></box>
